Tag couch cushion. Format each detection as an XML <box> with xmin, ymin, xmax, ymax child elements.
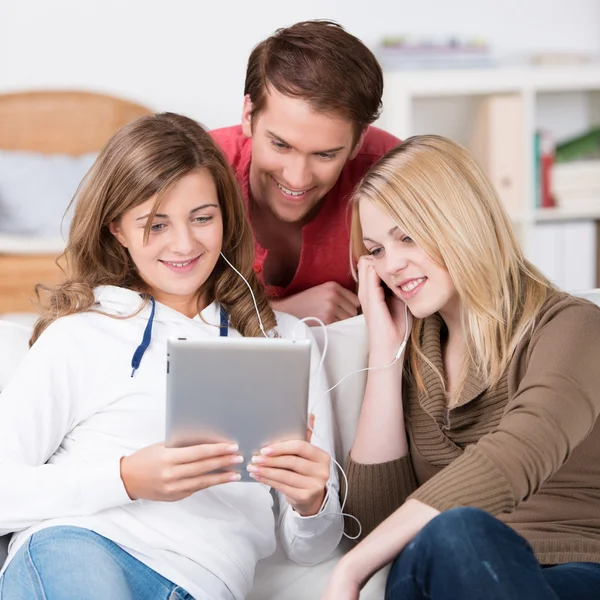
<box><xmin>0</xmin><ymin>320</ymin><xmax>31</xmax><ymax>390</ymax></box>
<box><xmin>249</xmin><ymin>540</ymin><xmax>388</xmax><ymax>599</ymax></box>
<box><xmin>310</xmin><ymin>315</ymin><xmax>369</xmax><ymax>462</ymax></box>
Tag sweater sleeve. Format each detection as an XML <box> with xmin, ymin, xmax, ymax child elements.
<box><xmin>0</xmin><ymin>320</ymin><xmax>132</xmax><ymax>535</ymax></box>
<box><xmin>344</xmin><ymin>453</ymin><xmax>418</xmax><ymax>538</ymax></box>
<box><xmin>275</xmin><ymin>318</ymin><xmax>343</xmax><ymax>565</ymax></box>
<box><xmin>409</xmin><ymin>302</ymin><xmax>600</xmax><ymax>514</ymax></box>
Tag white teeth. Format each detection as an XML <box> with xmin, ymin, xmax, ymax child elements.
<box><xmin>277</xmin><ymin>182</ymin><xmax>307</xmax><ymax>196</ymax></box>
<box><xmin>165</xmin><ymin>259</ymin><xmax>193</xmax><ymax>268</ymax></box>
<box><xmin>401</xmin><ymin>277</ymin><xmax>425</xmax><ymax>292</ymax></box>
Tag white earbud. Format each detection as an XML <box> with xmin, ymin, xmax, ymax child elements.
<box><xmin>395</xmin><ymin>341</ymin><xmax>407</xmax><ymax>361</ymax></box>
<box><xmin>394</xmin><ymin>302</ymin><xmax>410</xmax><ymax>360</ymax></box>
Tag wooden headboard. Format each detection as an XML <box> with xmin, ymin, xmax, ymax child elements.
<box><xmin>0</xmin><ymin>90</ymin><xmax>152</xmax><ymax>314</ymax></box>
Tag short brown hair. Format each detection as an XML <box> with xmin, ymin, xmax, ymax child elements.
<box><xmin>244</xmin><ymin>20</ymin><xmax>383</xmax><ymax>136</ymax></box>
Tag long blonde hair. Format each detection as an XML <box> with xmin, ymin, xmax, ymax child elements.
<box><xmin>351</xmin><ymin>135</ymin><xmax>554</xmax><ymax>395</ymax></box>
<box><xmin>32</xmin><ymin>112</ymin><xmax>276</xmax><ymax>343</ymax></box>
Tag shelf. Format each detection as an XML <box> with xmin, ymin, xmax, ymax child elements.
<box><xmin>380</xmin><ymin>64</ymin><xmax>600</xmax><ymax>288</ymax></box>
<box><xmin>384</xmin><ymin>65</ymin><xmax>600</xmax><ymax>97</ymax></box>
<box><xmin>509</xmin><ymin>207</ymin><xmax>600</xmax><ymax>223</ymax></box>
<box><xmin>535</xmin><ymin>207</ymin><xmax>600</xmax><ymax>221</ymax></box>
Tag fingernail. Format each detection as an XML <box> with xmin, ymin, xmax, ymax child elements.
<box><xmin>247</xmin><ymin>464</ymin><xmax>259</xmax><ymax>473</ymax></box>
<box><xmin>261</xmin><ymin>447</ymin><xmax>273</xmax><ymax>455</ymax></box>
<box><xmin>227</xmin><ymin>444</ymin><xmax>239</xmax><ymax>452</ymax></box>
<box><xmin>251</xmin><ymin>455</ymin><xmax>265</xmax><ymax>464</ymax></box>
<box><xmin>229</xmin><ymin>473</ymin><xmax>241</xmax><ymax>482</ymax></box>
<box><xmin>249</xmin><ymin>473</ymin><xmax>258</xmax><ymax>480</ymax></box>
<box><xmin>230</xmin><ymin>455</ymin><xmax>244</xmax><ymax>464</ymax></box>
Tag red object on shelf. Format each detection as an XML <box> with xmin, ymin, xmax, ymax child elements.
<box><xmin>540</xmin><ymin>131</ymin><xmax>556</xmax><ymax>208</ymax></box>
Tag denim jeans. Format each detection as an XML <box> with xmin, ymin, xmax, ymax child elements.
<box><xmin>0</xmin><ymin>526</ymin><xmax>194</xmax><ymax>600</ymax></box>
<box><xmin>385</xmin><ymin>507</ymin><xmax>600</xmax><ymax>600</ymax></box>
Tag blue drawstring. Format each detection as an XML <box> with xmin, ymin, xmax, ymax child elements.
<box><xmin>130</xmin><ymin>296</ymin><xmax>156</xmax><ymax>377</ymax></box>
<box><xmin>220</xmin><ymin>305</ymin><xmax>228</xmax><ymax>337</ymax></box>
<box><xmin>130</xmin><ymin>299</ymin><xmax>226</xmax><ymax>377</ymax></box>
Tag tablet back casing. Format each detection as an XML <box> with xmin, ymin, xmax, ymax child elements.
<box><xmin>166</xmin><ymin>337</ymin><xmax>311</xmax><ymax>478</ymax></box>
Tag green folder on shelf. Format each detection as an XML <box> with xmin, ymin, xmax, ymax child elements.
<box><xmin>555</xmin><ymin>127</ymin><xmax>600</xmax><ymax>162</ymax></box>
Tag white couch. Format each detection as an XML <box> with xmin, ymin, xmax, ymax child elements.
<box><xmin>4</xmin><ymin>289</ymin><xmax>600</xmax><ymax>596</ymax></box>
<box><xmin>0</xmin><ymin>315</ymin><xmax>388</xmax><ymax>599</ymax></box>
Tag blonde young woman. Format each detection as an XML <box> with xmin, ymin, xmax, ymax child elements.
<box><xmin>0</xmin><ymin>113</ymin><xmax>342</xmax><ymax>600</ymax></box>
<box><xmin>322</xmin><ymin>135</ymin><xmax>600</xmax><ymax>600</ymax></box>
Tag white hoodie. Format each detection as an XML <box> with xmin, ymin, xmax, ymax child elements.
<box><xmin>0</xmin><ymin>286</ymin><xmax>343</xmax><ymax>599</ymax></box>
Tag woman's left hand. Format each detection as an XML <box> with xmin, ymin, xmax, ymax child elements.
<box><xmin>248</xmin><ymin>429</ymin><xmax>331</xmax><ymax>516</ymax></box>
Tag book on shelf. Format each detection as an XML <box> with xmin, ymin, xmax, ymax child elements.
<box><xmin>377</xmin><ymin>35</ymin><xmax>495</xmax><ymax>70</ymax></box>
<box><xmin>534</xmin><ymin>130</ymin><xmax>556</xmax><ymax>209</ymax></box>
<box><xmin>551</xmin><ymin>127</ymin><xmax>600</xmax><ymax>213</ymax></box>
<box><xmin>552</xmin><ymin>160</ymin><xmax>600</xmax><ymax>212</ymax></box>
<box><xmin>555</xmin><ymin>127</ymin><xmax>600</xmax><ymax>163</ymax></box>
<box><xmin>469</xmin><ymin>94</ymin><xmax>525</xmax><ymax>214</ymax></box>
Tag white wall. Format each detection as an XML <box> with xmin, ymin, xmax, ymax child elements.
<box><xmin>2</xmin><ymin>0</ymin><xmax>600</xmax><ymax>129</ymax></box>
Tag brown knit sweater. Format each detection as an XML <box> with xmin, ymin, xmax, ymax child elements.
<box><xmin>346</xmin><ymin>292</ymin><xmax>600</xmax><ymax>565</ymax></box>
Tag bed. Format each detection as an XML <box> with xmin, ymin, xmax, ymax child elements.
<box><xmin>0</xmin><ymin>90</ymin><xmax>152</xmax><ymax>315</ymax></box>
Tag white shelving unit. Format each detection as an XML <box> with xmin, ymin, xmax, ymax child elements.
<box><xmin>377</xmin><ymin>64</ymin><xmax>600</xmax><ymax>287</ymax></box>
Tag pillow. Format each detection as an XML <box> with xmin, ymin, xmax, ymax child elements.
<box><xmin>0</xmin><ymin>320</ymin><xmax>31</xmax><ymax>391</ymax></box>
<box><xmin>0</xmin><ymin>150</ymin><xmax>97</xmax><ymax>237</ymax></box>
<box><xmin>311</xmin><ymin>315</ymin><xmax>369</xmax><ymax>462</ymax></box>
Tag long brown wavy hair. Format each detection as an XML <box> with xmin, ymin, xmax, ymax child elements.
<box><xmin>32</xmin><ymin>112</ymin><xmax>276</xmax><ymax>343</ymax></box>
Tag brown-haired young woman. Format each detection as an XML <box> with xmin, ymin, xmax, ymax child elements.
<box><xmin>0</xmin><ymin>113</ymin><xmax>342</xmax><ymax>600</ymax></box>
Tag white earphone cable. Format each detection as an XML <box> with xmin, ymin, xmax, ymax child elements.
<box><xmin>221</xmin><ymin>253</ymin><xmax>409</xmax><ymax>540</ymax></box>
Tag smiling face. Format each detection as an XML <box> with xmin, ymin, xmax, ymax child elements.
<box><xmin>359</xmin><ymin>199</ymin><xmax>459</xmax><ymax>320</ymax></box>
<box><xmin>109</xmin><ymin>169</ymin><xmax>223</xmax><ymax>317</ymax></box>
<box><xmin>242</xmin><ymin>87</ymin><xmax>363</xmax><ymax>223</ymax></box>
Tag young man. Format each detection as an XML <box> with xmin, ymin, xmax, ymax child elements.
<box><xmin>212</xmin><ymin>20</ymin><xmax>399</xmax><ymax>324</ymax></box>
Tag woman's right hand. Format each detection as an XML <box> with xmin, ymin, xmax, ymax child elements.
<box><xmin>120</xmin><ymin>442</ymin><xmax>243</xmax><ymax>501</ymax></box>
<box><xmin>357</xmin><ymin>256</ymin><xmax>412</xmax><ymax>357</ymax></box>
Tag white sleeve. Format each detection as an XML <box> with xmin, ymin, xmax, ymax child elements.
<box><xmin>275</xmin><ymin>318</ymin><xmax>344</xmax><ymax>565</ymax></box>
<box><xmin>0</xmin><ymin>321</ymin><xmax>132</xmax><ymax>535</ymax></box>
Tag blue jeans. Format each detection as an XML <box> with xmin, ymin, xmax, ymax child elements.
<box><xmin>0</xmin><ymin>526</ymin><xmax>194</xmax><ymax>600</ymax></box>
<box><xmin>386</xmin><ymin>507</ymin><xmax>600</xmax><ymax>600</ymax></box>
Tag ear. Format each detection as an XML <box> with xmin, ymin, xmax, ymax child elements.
<box><xmin>241</xmin><ymin>95</ymin><xmax>254</xmax><ymax>139</ymax></box>
<box><xmin>109</xmin><ymin>220</ymin><xmax>128</xmax><ymax>248</ymax></box>
<box><xmin>349</xmin><ymin>128</ymin><xmax>368</xmax><ymax>160</ymax></box>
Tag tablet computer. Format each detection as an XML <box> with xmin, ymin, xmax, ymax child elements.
<box><xmin>165</xmin><ymin>336</ymin><xmax>311</xmax><ymax>480</ymax></box>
